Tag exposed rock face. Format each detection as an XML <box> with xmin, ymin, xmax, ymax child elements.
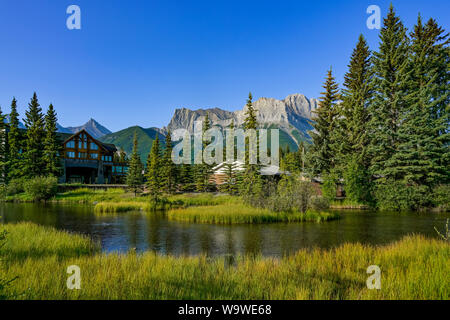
<box><xmin>58</xmin><ymin>118</ymin><xmax>112</xmax><ymax>139</ymax></box>
<box><xmin>164</xmin><ymin>93</ymin><xmax>318</xmax><ymax>147</ymax></box>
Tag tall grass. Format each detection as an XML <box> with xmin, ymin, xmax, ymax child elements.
<box><xmin>167</xmin><ymin>204</ymin><xmax>339</xmax><ymax>224</ymax></box>
<box><xmin>1</xmin><ymin>223</ymin><xmax>448</xmax><ymax>300</ymax></box>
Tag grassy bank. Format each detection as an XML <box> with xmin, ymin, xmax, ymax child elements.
<box><xmin>167</xmin><ymin>204</ymin><xmax>339</xmax><ymax>224</ymax></box>
<box><xmin>1</xmin><ymin>223</ymin><xmax>448</xmax><ymax>300</ymax></box>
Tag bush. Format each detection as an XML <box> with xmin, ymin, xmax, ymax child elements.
<box><xmin>322</xmin><ymin>172</ymin><xmax>339</xmax><ymax>201</ymax></box>
<box><xmin>431</xmin><ymin>185</ymin><xmax>450</xmax><ymax>212</ymax></box>
<box><xmin>343</xmin><ymin>158</ymin><xmax>373</xmax><ymax>205</ymax></box>
<box><xmin>5</xmin><ymin>178</ymin><xmax>25</xmax><ymax>196</ymax></box>
<box><xmin>23</xmin><ymin>176</ymin><xmax>58</xmax><ymax>201</ymax></box>
<box><xmin>309</xmin><ymin>196</ymin><xmax>330</xmax><ymax>211</ymax></box>
<box><xmin>374</xmin><ymin>180</ymin><xmax>430</xmax><ymax>211</ymax></box>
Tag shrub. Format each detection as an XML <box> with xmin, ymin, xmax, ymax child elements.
<box><xmin>321</xmin><ymin>172</ymin><xmax>339</xmax><ymax>201</ymax></box>
<box><xmin>343</xmin><ymin>158</ymin><xmax>373</xmax><ymax>205</ymax></box>
<box><xmin>5</xmin><ymin>178</ymin><xmax>25</xmax><ymax>196</ymax></box>
<box><xmin>309</xmin><ymin>196</ymin><xmax>330</xmax><ymax>211</ymax></box>
<box><xmin>374</xmin><ymin>180</ymin><xmax>430</xmax><ymax>211</ymax></box>
<box><xmin>23</xmin><ymin>176</ymin><xmax>58</xmax><ymax>201</ymax></box>
<box><xmin>431</xmin><ymin>185</ymin><xmax>450</xmax><ymax>212</ymax></box>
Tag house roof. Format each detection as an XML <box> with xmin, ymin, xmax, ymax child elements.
<box><xmin>61</xmin><ymin>129</ymin><xmax>117</xmax><ymax>153</ymax></box>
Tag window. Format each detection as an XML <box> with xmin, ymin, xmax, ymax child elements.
<box><xmin>90</xmin><ymin>142</ymin><xmax>98</xmax><ymax>150</ymax></box>
<box><xmin>90</xmin><ymin>153</ymin><xmax>98</xmax><ymax>159</ymax></box>
<box><xmin>102</xmin><ymin>155</ymin><xmax>112</xmax><ymax>162</ymax></box>
<box><xmin>78</xmin><ymin>152</ymin><xmax>87</xmax><ymax>159</ymax></box>
<box><xmin>66</xmin><ymin>141</ymin><xmax>75</xmax><ymax>148</ymax></box>
<box><xmin>66</xmin><ymin>151</ymin><xmax>75</xmax><ymax>158</ymax></box>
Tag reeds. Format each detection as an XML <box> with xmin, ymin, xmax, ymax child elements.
<box><xmin>1</xmin><ymin>223</ymin><xmax>448</xmax><ymax>300</ymax></box>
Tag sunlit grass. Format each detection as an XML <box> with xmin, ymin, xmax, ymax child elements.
<box><xmin>167</xmin><ymin>204</ymin><xmax>340</xmax><ymax>224</ymax></box>
<box><xmin>1</xmin><ymin>223</ymin><xmax>448</xmax><ymax>300</ymax></box>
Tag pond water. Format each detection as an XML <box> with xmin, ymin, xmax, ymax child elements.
<box><xmin>1</xmin><ymin>203</ymin><xmax>448</xmax><ymax>257</ymax></box>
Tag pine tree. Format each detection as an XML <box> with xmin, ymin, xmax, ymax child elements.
<box><xmin>43</xmin><ymin>104</ymin><xmax>62</xmax><ymax>177</ymax></box>
<box><xmin>240</xmin><ymin>92</ymin><xmax>262</xmax><ymax>199</ymax></box>
<box><xmin>307</xmin><ymin>68</ymin><xmax>340</xmax><ymax>175</ymax></box>
<box><xmin>195</xmin><ymin>113</ymin><xmax>213</xmax><ymax>192</ymax></box>
<box><xmin>23</xmin><ymin>92</ymin><xmax>45</xmax><ymax>178</ymax></box>
<box><xmin>126</xmin><ymin>132</ymin><xmax>143</xmax><ymax>196</ymax></box>
<box><xmin>0</xmin><ymin>106</ymin><xmax>7</xmax><ymax>184</ymax></box>
<box><xmin>367</xmin><ymin>4</ymin><xmax>410</xmax><ymax>179</ymax></box>
<box><xmin>7</xmin><ymin>98</ymin><xmax>22</xmax><ymax>181</ymax></box>
<box><xmin>146</xmin><ymin>135</ymin><xmax>162</xmax><ymax>199</ymax></box>
<box><xmin>338</xmin><ymin>35</ymin><xmax>373</xmax><ymax>168</ymax></box>
<box><xmin>161</xmin><ymin>130</ymin><xmax>177</xmax><ymax>194</ymax></box>
<box><xmin>224</xmin><ymin>120</ymin><xmax>237</xmax><ymax>194</ymax></box>
<box><xmin>387</xmin><ymin>15</ymin><xmax>449</xmax><ymax>186</ymax></box>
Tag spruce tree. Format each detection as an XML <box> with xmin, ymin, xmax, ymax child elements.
<box><xmin>23</xmin><ymin>92</ymin><xmax>45</xmax><ymax>178</ymax></box>
<box><xmin>224</xmin><ymin>120</ymin><xmax>237</xmax><ymax>194</ymax></box>
<box><xmin>387</xmin><ymin>16</ymin><xmax>449</xmax><ymax>186</ymax></box>
<box><xmin>7</xmin><ymin>98</ymin><xmax>22</xmax><ymax>181</ymax></box>
<box><xmin>146</xmin><ymin>135</ymin><xmax>162</xmax><ymax>199</ymax></box>
<box><xmin>43</xmin><ymin>104</ymin><xmax>62</xmax><ymax>177</ymax></box>
<box><xmin>367</xmin><ymin>4</ymin><xmax>410</xmax><ymax>179</ymax></box>
<box><xmin>195</xmin><ymin>113</ymin><xmax>212</xmax><ymax>192</ymax></box>
<box><xmin>307</xmin><ymin>68</ymin><xmax>340</xmax><ymax>176</ymax></box>
<box><xmin>161</xmin><ymin>130</ymin><xmax>177</xmax><ymax>194</ymax></box>
<box><xmin>126</xmin><ymin>132</ymin><xmax>143</xmax><ymax>196</ymax></box>
<box><xmin>0</xmin><ymin>106</ymin><xmax>7</xmax><ymax>184</ymax></box>
<box><xmin>240</xmin><ymin>92</ymin><xmax>262</xmax><ymax>200</ymax></box>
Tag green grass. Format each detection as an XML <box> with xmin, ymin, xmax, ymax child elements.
<box><xmin>1</xmin><ymin>223</ymin><xmax>448</xmax><ymax>300</ymax></box>
<box><xmin>330</xmin><ymin>199</ymin><xmax>370</xmax><ymax>209</ymax></box>
<box><xmin>167</xmin><ymin>204</ymin><xmax>340</xmax><ymax>224</ymax></box>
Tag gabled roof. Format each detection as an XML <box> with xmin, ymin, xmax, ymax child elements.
<box><xmin>62</xmin><ymin>129</ymin><xmax>117</xmax><ymax>153</ymax></box>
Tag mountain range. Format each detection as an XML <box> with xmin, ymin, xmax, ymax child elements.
<box><xmin>51</xmin><ymin>93</ymin><xmax>318</xmax><ymax>161</ymax></box>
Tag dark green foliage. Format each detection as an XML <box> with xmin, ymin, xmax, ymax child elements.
<box><xmin>23</xmin><ymin>176</ymin><xmax>58</xmax><ymax>201</ymax></box>
<box><xmin>367</xmin><ymin>5</ymin><xmax>410</xmax><ymax>178</ymax></box>
<box><xmin>7</xmin><ymin>98</ymin><xmax>22</xmax><ymax>181</ymax></box>
<box><xmin>386</xmin><ymin>16</ymin><xmax>449</xmax><ymax>186</ymax></box>
<box><xmin>146</xmin><ymin>135</ymin><xmax>162</xmax><ymax>199</ymax></box>
<box><xmin>374</xmin><ymin>180</ymin><xmax>430</xmax><ymax>211</ymax></box>
<box><xmin>321</xmin><ymin>171</ymin><xmax>339</xmax><ymax>201</ymax></box>
<box><xmin>0</xmin><ymin>106</ymin><xmax>7</xmax><ymax>184</ymax></box>
<box><xmin>43</xmin><ymin>104</ymin><xmax>62</xmax><ymax>177</ymax></box>
<box><xmin>126</xmin><ymin>132</ymin><xmax>144</xmax><ymax>196</ymax></box>
<box><xmin>5</xmin><ymin>178</ymin><xmax>25</xmax><ymax>196</ymax></box>
<box><xmin>195</xmin><ymin>113</ymin><xmax>214</xmax><ymax>192</ymax></box>
<box><xmin>240</xmin><ymin>92</ymin><xmax>263</xmax><ymax>199</ymax></box>
<box><xmin>23</xmin><ymin>93</ymin><xmax>45</xmax><ymax>178</ymax></box>
<box><xmin>307</xmin><ymin>68</ymin><xmax>340</xmax><ymax>175</ymax></box>
<box><xmin>337</xmin><ymin>35</ymin><xmax>373</xmax><ymax>169</ymax></box>
<box><xmin>161</xmin><ymin>131</ymin><xmax>177</xmax><ymax>194</ymax></box>
<box><xmin>343</xmin><ymin>156</ymin><xmax>373</xmax><ymax>205</ymax></box>
<box><xmin>430</xmin><ymin>185</ymin><xmax>450</xmax><ymax>211</ymax></box>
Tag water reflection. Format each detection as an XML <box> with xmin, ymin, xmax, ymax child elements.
<box><xmin>0</xmin><ymin>203</ymin><xmax>448</xmax><ymax>257</ymax></box>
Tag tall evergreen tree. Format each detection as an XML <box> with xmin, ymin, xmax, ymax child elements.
<box><xmin>23</xmin><ymin>92</ymin><xmax>45</xmax><ymax>178</ymax></box>
<box><xmin>387</xmin><ymin>15</ymin><xmax>449</xmax><ymax>186</ymax></box>
<box><xmin>146</xmin><ymin>135</ymin><xmax>162</xmax><ymax>199</ymax></box>
<box><xmin>7</xmin><ymin>98</ymin><xmax>22</xmax><ymax>181</ymax></box>
<box><xmin>338</xmin><ymin>35</ymin><xmax>373</xmax><ymax>168</ymax></box>
<box><xmin>240</xmin><ymin>92</ymin><xmax>262</xmax><ymax>199</ymax></box>
<box><xmin>307</xmin><ymin>68</ymin><xmax>340</xmax><ymax>175</ymax></box>
<box><xmin>126</xmin><ymin>132</ymin><xmax>144</xmax><ymax>196</ymax></box>
<box><xmin>367</xmin><ymin>4</ymin><xmax>410</xmax><ymax>179</ymax></box>
<box><xmin>43</xmin><ymin>104</ymin><xmax>62</xmax><ymax>177</ymax></box>
<box><xmin>0</xmin><ymin>106</ymin><xmax>7</xmax><ymax>184</ymax></box>
<box><xmin>161</xmin><ymin>130</ymin><xmax>177</xmax><ymax>194</ymax></box>
<box><xmin>195</xmin><ymin>113</ymin><xmax>212</xmax><ymax>192</ymax></box>
<box><xmin>223</xmin><ymin>120</ymin><xmax>238</xmax><ymax>194</ymax></box>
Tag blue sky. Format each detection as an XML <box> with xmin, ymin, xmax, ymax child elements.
<box><xmin>0</xmin><ymin>0</ymin><xmax>448</xmax><ymax>131</ymax></box>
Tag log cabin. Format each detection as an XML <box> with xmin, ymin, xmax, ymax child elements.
<box><xmin>59</xmin><ymin>129</ymin><xmax>128</xmax><ymax>184</ymax></box>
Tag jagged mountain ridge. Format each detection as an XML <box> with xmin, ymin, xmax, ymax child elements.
<box><xmin>163</xmin><ymin>93</ymin><xmax>318</xmax><ymax>148</ymax></box>
<box><xmin>57</xmin><ymin>118</ymin><xmax>112</xmax><ymax>139</ymax></box>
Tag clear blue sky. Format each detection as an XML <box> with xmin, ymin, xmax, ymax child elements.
<box><xmin>0</xmin><ymin>0</ymin><xmax>448</xmax><ymax>131</ymax></box>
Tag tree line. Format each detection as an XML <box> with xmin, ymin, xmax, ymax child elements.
<box><xmin>305</xmin><ymin>5</ymin><xmax>449</xmax><ymax>210</ymax></box>
<box><xmin>0</xmin><ymin>93</ymin><xmax>62</xmax><ymax>184</ymax></box>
